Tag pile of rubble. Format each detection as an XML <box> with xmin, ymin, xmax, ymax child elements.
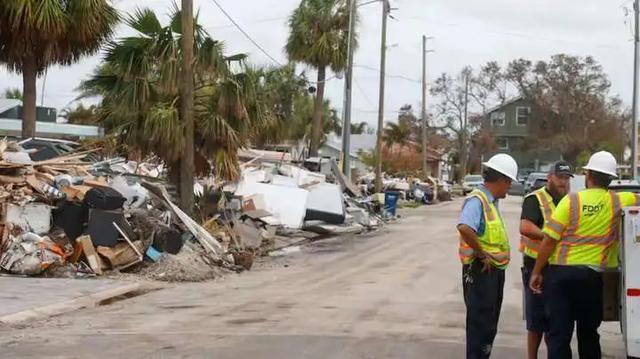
<box><xmin>0</xmin><ymin>141</ymin><xmax>383</xmax><ymax>282</ymax></box>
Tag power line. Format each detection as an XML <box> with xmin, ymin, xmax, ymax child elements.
<box><xmin>355</xmin><ymin>64</ymin><xmax>421</xmax><ymax>83</ymax></box>
<box><xmin>354</xmin><ymin>78</ymin><xmax>377</xmax><ymax>108</ymax></box>
<box><xmin>210</xmin><ymin>0</ymin><xmax>283</xmax><ymax>66</ymax></box>
<box><xmin>208</xmin><ymin>16</ymin><xmax>287</xmax><ymax>30</ymax></box>
<box><xmin>404</xmin><ymin>15</ymin><xmax>628</xmax><ymax>50</ymax></box>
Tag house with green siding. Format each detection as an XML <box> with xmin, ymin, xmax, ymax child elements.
<box><xmin>481</xmin><ymin>96</ymin><xmax>560</xmax><ymax>171</ymax></box>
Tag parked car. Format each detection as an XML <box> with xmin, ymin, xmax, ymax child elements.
<box><xmin>524</xmin><ymin>172</ymin><xmax>547</xmax><ymax>194</ymax></box>
<box><xmin>531</xmin><ymin>177</ymin><xmax>548</xmax><ymax>192</ymax></box>
<box><xmin>518</xmin><ymin>168</ymin><xmax>536</xmax><ymax>185</ymax></box>
<box><xmin>462</xmin><ymin>174</ymin><xmax>483</xmax><ymax>195</ymax></box>
<box><xmin>570</xmin><ymin>176</ymin><xmax>640</xmax><ymax>194</ymax></box>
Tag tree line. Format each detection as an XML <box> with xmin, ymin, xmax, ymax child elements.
<box><xmin>429</xmin><ymin>54</ymin><xmax>628</xmax><ymax>180</ymax></box>
<box><xmin>1</xmin><ymin>1</ymin><xmax>630</xmax><ymax>194</ymax></box>
<box><xmin>0</xmin><ymin>0</ymin><xmax>359</xmax><ymax>208</ymax></box>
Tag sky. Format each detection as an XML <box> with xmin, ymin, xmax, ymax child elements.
<box><xmin>0</xmin><ymin>0</ymin><xmax>635</xmax><ymax>129</ymax></box>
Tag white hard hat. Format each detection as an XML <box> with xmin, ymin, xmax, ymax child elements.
<box><xmin>482</xmin><ymin>154</ymin><xmax>518</xmax><ymax>182</ymax></box>
<box><xmin>583</xmin><ymin>151</ymin><xmax>618</xmax><ymax>178</ymax></box>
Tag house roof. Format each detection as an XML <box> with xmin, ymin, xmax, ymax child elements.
<box><xmin>238</xmin><ymin>148</ymin><xmax>292</xmax><ymax>162</ymax></box>
<box><xmin>0</xmin><ymin>99</ymin><xmax>21</xmax><ymax>114</ymax></box>
<box><xmin>323</xmin><ymin>134</ymin><xmax>378</xmax><ymax>157</ymax></box>
<box><xmin>0</xmin><ymin>118</ymin><xmax>102</xmax><ymax>138</ymax></box>
<box><xmin>484</xmin><ymin>96</ymin><xmax>525</xmax><ymax>115</ymax></box>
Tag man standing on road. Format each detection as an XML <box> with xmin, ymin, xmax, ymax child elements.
<box><xmin>530</xmin><ymin>151</ymin><xmax>640</xmax><ymax>359</ymax></box>
<box><xmin>519</xmin><ymin>161</ymin><xmax>573</xmax><ymax>359</ymax></box>
<box><xmin>457</xmin><ymin>153</ymin><xmax>518</xmax><ymax>359</ymax></box>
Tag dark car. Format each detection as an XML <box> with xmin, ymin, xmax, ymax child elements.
<box><xmin>525</xmin><ymin>172</ymin><xmax>547</xmax><ymax>194</ymax></box>
<box><xmin>531</xmin><ymin>178</ymin><xmax>548</xmax><ymax>192</ymax></box>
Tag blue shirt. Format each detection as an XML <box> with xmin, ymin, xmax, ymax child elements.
<box><xmin>457</xmin><ymin>185</ymin><xmax>498</xmax><ymax>236</ymax></box>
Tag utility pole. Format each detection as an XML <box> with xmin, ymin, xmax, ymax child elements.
<box><xmin>461</xmin><ymin>70</ymin><xmax>470</xmax><ymax>181</ymax></box>
<box><xmin>422</xmin><ymin>35</ymin><xmax>428</xmax><ymax>178</ymax></box>
<box><xmin>421</xmin><ymin>35</ymin><xmax>433</xmax><ymax>179</ymax></box>
<box><xmin>633</xmin><ymin>0</ymin><xmax>639</xmax><ymax>180</ymax></box>
<box><xmin>179</xmin><ymin>0</ymin><xmax>195</xmax><ymax>214</ymax></box>
<box><xmin>341</xmin><ymin>0</ymin><xmax>357</xmax><ymax>179</ymax></box>
<box><xmin>375</xmin><ymin>0</ymin><xmax>390</xmax><ymax>193</ymax></box>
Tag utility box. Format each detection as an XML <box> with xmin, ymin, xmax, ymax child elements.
<box><xmin>621</xmin><ymin>208</ymin><xmax>640</xmax><ymax>358</ymax></box>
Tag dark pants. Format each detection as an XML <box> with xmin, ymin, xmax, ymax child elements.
<box><xmin>463</xmin><ymin>261</ymin><xmax>506</xmax><ymax>359</ymax></box>
<box><xmin>545</xmin><ymin>265</ymin><xmax>603</xmax><ymax>359</ymax></box>
<box><xmin>522</xmin><ymin>256</ymin><xmax>548</xmax><ymax>333</ymax></box>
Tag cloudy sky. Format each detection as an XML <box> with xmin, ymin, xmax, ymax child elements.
<box><xmin>0</xmin><ymin>0</ymin><xmax>634</xmax><ymax>128</ymax></box>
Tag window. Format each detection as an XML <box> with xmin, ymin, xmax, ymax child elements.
<box><xmin>516</xmin><ymin>107</ymin><xmax>530</xmax><ymax>126</ymax></box>
<box><xmin>496</xmin><ymin>137</ymin><xmax>508</xmax><ymax>150</ymax></box>
<box><xmin>491</xmin><ymin>111</ymin><xmax>505</xmax><ymax>126</ymax></box>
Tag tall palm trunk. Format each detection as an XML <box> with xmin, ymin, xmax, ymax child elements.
<box><xmin>179</xmin><ymin>0</ymin><xmax>195</xmax><ymax>214</ymax></box>
<box><xmin>309</xmin><ymin>66</ymin><xmax>326</xmax><ymax>157</ymax></box>
<box><xmin>22</xmin><ymin>57</ymin><xmax>37</xmax><ymax>138</ymax></box>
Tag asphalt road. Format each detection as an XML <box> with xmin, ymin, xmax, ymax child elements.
<box><xmin>0</xmin><ymin>196</ymin><xmax>627</xmax><ymax>358</ymax></box>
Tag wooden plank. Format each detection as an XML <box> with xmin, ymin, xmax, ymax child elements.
<box><xmin>0</xmin><ymin>175</ymin><xmax>25</xmax><ymax>184</ymax></box>
<box><xmin>25</xmin><ymin>175</ymin><xmax>46</xmax><ymax>194</ymax></box>
<box><xmin>61</xmin><ymin>185</ymin><xmax>92</xmax><ymax>201</ymax></box>
<box><xmin>97</xmin><ymin>241</ymin><xmax>144</xmax><ymax>270</ymax></box>
<box><xmin>37</xmin><ymin>165</ymin><xmax>61</xmax><ymax>176</ymax></box>
<box><xmin>33</xmin><ymin>148</ymin><xmax>102</xmax><ymax>165</ymax></box>
<box><xmin>77</xmin><ymin>235</ymin><xmax>102</xmax><ymax>275</ymax></box>
<box><xmin>33</xmin><ymin>172</ymin><xmax>55</xmax><ymax>185</ymax></box>
<box><xmin>83</xmin><ymin>179</ymin><xmax>110</xmax><ymax>188</ymax></box>
<box><xmin>113</xmin><ymin>222</ymin><xmax>143</xmax><ymax>259</ymax></box>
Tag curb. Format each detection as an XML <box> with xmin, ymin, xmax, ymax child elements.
<box><xmin>0</xmin><ymin>282</ymin><xmax>151</xmax><ymax>325</ymax></box>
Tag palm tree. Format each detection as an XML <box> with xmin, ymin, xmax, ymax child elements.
<box><xmin>384</xmin><ymin>118</ymin><xmax>412</xmax><ymax>151</ymax></box>
<box><xmin>285</xmin><ymin>0</ymin><xmax>353</xmax><ymax>157</ymax></box>
<box><xmin>248</xmin><ymin>64</ymin><xmax>309</xmax><ymax>147</ymax></box>
<box><xmin>2</xmin><ymin>88</ymin><xmax>22</xmax><ymax>100</ymax></box>
<box><xmin>0</xmin><ymin>1</ymin><xmax>118</xmax><ymax>138</ymax></box>
<box><xmin>350</xmin><ymin>121</ymin><xmax>368</xmax><ymax>134</ymax></box>
<box><xmin>60</xmin><ymin>104</ymin><xmax>99</xmax><ymax>125</ymax></box>
<box><xmin>79</xmin><ymin>7</ymin><xmax>263</xmax><ymax>182</ymax></box>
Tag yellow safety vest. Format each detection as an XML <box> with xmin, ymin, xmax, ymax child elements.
<box><xmin>546</xmin><ymin>190</ymin><xmax>622</xmax><ymax>268</ymax></box>
<box><xmin>520</xmin><ymin>188</ymin><xmax>556</xmax><ymax>259</ymax></box>
<box><xmin>458</xmin><ymin>189</ymin><xmax>510</xmax><ymax>269</ymax></box>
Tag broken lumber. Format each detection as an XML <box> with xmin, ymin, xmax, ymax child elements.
<box><xmin>141</xmin><ymin>182</ymin><xmax>222</xmax><ymax>257</ymax></box>
<box><xmin>77</xmin><ymin>235</ymin><xmax>102</xmax><ymax>275</ymax></box>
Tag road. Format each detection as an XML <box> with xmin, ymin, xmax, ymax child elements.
<box><xmin>0</xmin><ymin>196</ymin><xmax>627</xmax><ymax>358</ymax></box>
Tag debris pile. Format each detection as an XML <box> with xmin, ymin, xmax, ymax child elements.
<box><xmin>0</xmin><ymin>140</ymin><xmax>394</xmax><ymax>282</ymax></box>
<box><xmin>356</xmin><ymin>172</ymin><xmax>452</xmax><ymax>210</ymax></box>
<box><xmin>0</xmin><ymin>139</ymin><xmax>231</xmax><ymax>282</ymax></box>
<box><xmin>230</xmin><ymin>160</ymin><xmax>382</xmax><ymax>241</ymax></box>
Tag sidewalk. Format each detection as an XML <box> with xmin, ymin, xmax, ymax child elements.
<box><xmin>0</xmin><ymin>276</ymin><xmax>153</xmax><ymax>324</ymax></box>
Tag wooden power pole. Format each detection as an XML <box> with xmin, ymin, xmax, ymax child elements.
<box><xmin>421</xmin><ymin>35</ymin><xmax>433</xmax><ymax>178</ymax></box>
<box><xmin>179</xmin><ymin>0</ymin><xmax>195</xmax><ymax>213</ymax></box>
<box><xmin>633</xmin><ymin>0</ymin><xmax>639</xmax><ymax>179</ymax></box>
<box><xmin>461</xmin><ymin>70</ymin><xmax>470</xmax><ymax>181</ymax></box>
<box><xmin>422</xmin><ymin>35</ymin><xmax>428</xmax><ymax>178</ymax></box>
<box><xmin>341</xmin><ymin>0</ymin><xmax>357</xmax><ymax>179</ymax></box>
<box><xmin>375</xmin><ymin>0</ymin><xmax>390</xmax><ymax>193</ymax></box>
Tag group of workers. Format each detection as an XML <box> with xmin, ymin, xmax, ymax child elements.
<box><xmin>457</xmin><ymin>150</ymin><xmax>640</xmax><ymax>359</ymax></box>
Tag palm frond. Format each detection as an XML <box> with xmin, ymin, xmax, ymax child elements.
<box><xmin>126</xmin><ymin>8</ymin><xmax>162</xmax><ymax>36</ymax></box>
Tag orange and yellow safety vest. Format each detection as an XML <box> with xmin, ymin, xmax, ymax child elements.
<box><xmin>458</xmin><ymin>189</ymin><xmax>510</xmax><ymax>269</ymax></box>
<box><xmin>520</xmin><ymin>188</ymin><xmax>557</xmax><ymax>259</ymax></box>
<box><xmin>543</xmin><ymin>189</ymin><xmax>640</xmax><ymax>269</ymax></box>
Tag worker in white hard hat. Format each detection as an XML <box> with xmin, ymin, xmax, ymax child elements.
<box><xmin>457</xmin><ymin>153</ymin><xmax>518</xmax><ymax>359</ymax></box>
<box><xmin>530</xmin><ymin>151</ymin><xmax>640</xmax><ymax>358</ymax></box>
